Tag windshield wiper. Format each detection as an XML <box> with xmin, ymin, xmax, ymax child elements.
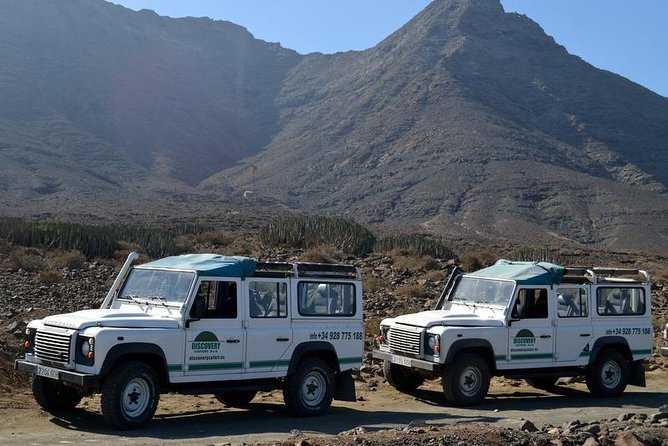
<box><xmin>120</xmin><ymin>294</ymin><xmax>143</xmax><ymax>303</ymax></box>
<box><xmin>148</xmin><ymin>296</ymin><xmax>169</xmax><ymax>307</ymax></box>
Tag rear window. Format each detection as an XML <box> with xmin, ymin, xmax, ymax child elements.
<box><xmin>596</xmin><ymin>287</ymin><xmax>646</xmax><ymax>316</ymax></box>
<box><xmin>298</xmin><ymin>282</ymin><xmax>356</xmax><ymax>316</ymax></box>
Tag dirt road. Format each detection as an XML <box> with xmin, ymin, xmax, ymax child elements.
<box><xmin>0</xmin><ymin>371</ymin><xmax>667</xmax><ymax>446</ymax></box>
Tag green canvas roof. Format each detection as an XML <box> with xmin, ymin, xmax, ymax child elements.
<box><xmin>468</xmin><ymin>259</ymin><xmax>565</xmax><ymax>286</ymax></box>
<box><xmin>139</xmin><ymin>254</ymin><xmax>257</xmax><ymax>278</ymax></box>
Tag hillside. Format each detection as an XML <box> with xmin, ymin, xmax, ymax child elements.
<box><xmin>212</xmin><ymin>0</ymin><xmax>668</xmax><ymax>252</ymax></box>
<box><xmin>1</xmin><ymin>0</ymin><xmax>667</xmax><ymax>253</ymax></box>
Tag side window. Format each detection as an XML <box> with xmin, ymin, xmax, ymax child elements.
<box><xmin>597</xmin><ymin>287</ymin><xmax>646</xmax><ymax>316</ymax></box>
<box><xmin>298</xmin><ymin>282</ymin><xmax>355</xmax><ymax>316</ymax></box>
<box><xmin>512</xmin><ymin>288</ymin><xmax>548</xmax><ymax>319</ymax></box>
<box><xmin>249</xmin><ymin>281</ymin><xmax>288</xmax><ymax>318</ymax></box>
<box><xmin>557</xmin><ymin>288</ymin><xmax>588</xmax><ymax>318</ymax></box>
<box><xmin>190</xmin><ymin>280</ymin><xmax>237</xmax><ymax>319</ymax></box>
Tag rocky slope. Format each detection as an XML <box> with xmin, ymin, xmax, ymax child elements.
<box><xmin>1</xmin><ymin>0</ymin><xmax>668</xmax><ymax>256</ymax></box>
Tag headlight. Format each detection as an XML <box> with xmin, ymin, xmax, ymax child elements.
<box><xmin>426</xmin><ymin>334</ymin><xmax>440</xmax><ymax>356</ymax></box>
<box><xmin>80</xmin><ymin>337</ymin><xmax>94</xmax><ymax>358</ymax></box>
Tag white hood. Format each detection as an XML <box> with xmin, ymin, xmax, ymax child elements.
<box><xmin>43</xmin><ymin>309</ymin><xmax>180</xmax><ymax>330</ymax></box>
<box><xmin>393</xmin><ymin>306</ymin><xmax>505</xmax><ymax>328</ymax></box>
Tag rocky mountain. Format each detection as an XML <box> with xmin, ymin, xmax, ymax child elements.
<box><xmin>1</xmin><ymin>0</ymin><xmax>667</xmax><ymax>253</ymax></box>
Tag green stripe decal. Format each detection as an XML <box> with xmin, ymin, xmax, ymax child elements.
<box><xmin>249</xmin><ymin>360</ymin><xmax>290</xmax><ymax>368</ymax></box>
<box><xmin>510</xmin><ymin>353</ymin><xmax>553</xmax><ymax>360</ymax></box>
<box><xmin>339</xmin><ymin>357</ymin><xmax>362</xmax><ymax>365</ymax></box>
<box><xmin>189</xmin><ymin>362</ymin><xmax>243</xmax><ymax>371</ymax></box>
<box><xmin>168</xmin><ymin>364</ymin><xmax>182</xmax><ymax>372</ymax></box>
<box><xmin>495</xmin><ymin>355</ymin><xmax>507</xmax><ymax>361</ymax></box>
<box><xmin>579</xmin><ymin>351</ymin><xmax>591</xmax><ymax>357</ymax></box>
<box><xmin>632</xmin><ymin>349</ymin><xmax>652</xmax><ymax>356</ymax></box>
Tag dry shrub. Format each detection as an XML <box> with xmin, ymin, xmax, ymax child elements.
<box><xmin>113</xmin><ymin>241</ymin><xmax>145</xmax><ymax>260</ymax></box>
<box><xmin>300</xmin><ymin>245</ymin><xmax>345</xmax><ymax>264</ymax></box>
<box><xmin>1</xmin><ymin>247</ymin><xmax>44</xmax><ymax>272</ymax></box>
<box><xmin>195</xmin><ymin>231</ymin><xmax>230</xmax><ymax>247</ymax></box>
<box><xmin>363</xmin><ymin>275</ymin><xmax>386</xmax><ymax>293</ymax></box>
<box><xmin>47</xmin><ymin>250</ymin><xmax>86</xmax><ymax>269</ymax></box>
<box><xmin>36</xmin><ymin>270</ymin><xmax>63</xmax><ymax>284</ymax></box>
<box><xmin>461</xmin><ymin>251</ymin><xmax>497</xmax><ymax>272</ymax></box>
<box><xmin>0</xmin><ymin>239</ymin><xmax>12</xmax><ymax>255</ymax></box>
<box><xmin>419</xmin><ymin>270</ymin><xmax>446</xmax><ymax>282</ymax></box>
<box><xmin>396</xmin><ymin>284</ymin><xmax>432</xmax><ymax>299</ymax></box>
<box><xmin>393</xmin><ymin>251</ymin><xmax>439</xmax><ymax>272</ymax></box>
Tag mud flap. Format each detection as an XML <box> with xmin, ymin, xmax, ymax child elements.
<box><xmin>334</xmin><ymin>370</ymin><xmax>356</xmax><ymax>401</ymax></box>
<box><xmin>628</xmin><ymin>360</ymin><xmax>646</xmax><ymax>387</ymax></box>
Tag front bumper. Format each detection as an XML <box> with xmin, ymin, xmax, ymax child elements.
<box><xmin>15</xmin><ymin>360</ymin><xmax>100</xmax><ymax>387</ymax></box>
<box><xmin>372</xmin><ymin>350</ymin><xmax>438</xmax><ymax>372</ymax></box>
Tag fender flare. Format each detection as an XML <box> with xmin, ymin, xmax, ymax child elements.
<box><xmin>444</xmin><ymin>338</ymin><xmax>495</xmax><ymax>366</ymax></box>
<box><xmin>99</xmin><ymin>343</ymin><xmax>168</xmax><ymax>377</ymax></box>
<box><xmin>588</xmin><ymin>336</ymin><xmax>631</xmax><ymax>364</ymax></box>
<box><xmin>286</xmin><ymin>341</ymin><xmax>339</xmax><ymax>376</ymax></box>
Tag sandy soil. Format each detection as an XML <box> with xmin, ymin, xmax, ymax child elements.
<box><xmin>0</xmin><ymin>369</ymin><xmax>667</xmax><ymax>446</ymax></box>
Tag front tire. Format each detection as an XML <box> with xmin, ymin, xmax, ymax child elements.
<box><xmin>101</xmin><ymin>361</ymin><xmax>160</xmax><ymax>430</ymax></box>
<box><xmin>283</xmin><ymin>358</ymin><xmax>334</xmax><ymax>416</ymax></box>
<box><xmin>442</xmin><ymin>353</ymin><xmax>490</xmax><ymax>406</ymax></box>
<box><xmin>215</xmin><ymin>391</ymin><xmax>257</xmax><ymax>408</ymax></box>
<box><xmin>586</xmin><ymin>349</ymin><xmax>628</xmax><ymax>397</ymax></box>
<box><xmin>383</xmin><ymin>361</ymin><xmax>424</xmax><ymax>391</ymax></box>
<box><xmin>32</xmin><ymin>376</ymin><xmax>82</xmax><ymax>411</ymax></box>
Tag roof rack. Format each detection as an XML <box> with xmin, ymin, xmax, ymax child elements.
<box><xmin>255</xmin><ymin>261</ymin><xmax>361</xmax><ymax>280</ymax></box>
<box><xmin>562</xmin><ymin>267</ymin><xmax>650</xmax><ymax>284</ymax></box>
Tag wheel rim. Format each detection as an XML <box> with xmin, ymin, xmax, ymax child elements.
<box><xmin>459</xmin><ymin>365</ymin><xmax>482</xmax><ymax>397</ymax></box>
<box><xmin>300</xmin><ymin>370</ymin><xmax>326</xmax><ymax>407</ymax></box>
<box><xmin>121</xmin><ymin>377</ymin><xmax>151</xmax><ymax>418</ymax></box>
<box><xmin>600</xmin><ymin>360</ymin><xmax>622</xmax><ymax>389</ymax></box>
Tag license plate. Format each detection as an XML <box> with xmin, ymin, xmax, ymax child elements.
<box><xmin>390</xmin><ymin>355</ymin><xmax>412</xmax><ymax>367</ymax></box>
<box><xmin>36</xmin><ymin>365</ymin><xmax>60</xmax><ymax>380</ymax></box>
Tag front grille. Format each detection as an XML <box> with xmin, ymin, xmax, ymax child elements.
<box><xmin>35</xmin><ymin>330</ymin><xmax>72</xmax><ymax>364</ymax></box>
<box><xmin>388</xmin><ymin>326</ymin><xmax>421</xmax><ymax>356</ymax></box>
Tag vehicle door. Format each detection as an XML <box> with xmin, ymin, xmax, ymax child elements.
<box><xmin>554</xmin><ymin>286</ymin><xmax>592</xmax><ymax>362</ymax></box>
<box><xmin>507</xmin><ymin>287</ymin><xmax>555</xmax><ymax>365</ymax></box>
<box><xmin>244</xmin><ymin>278</ymin><xmax>292</xmax><ymax>373</ymax></box>
<box><xmin>183</xmin><ymin>278</ymin><xmax>245</xmax><ymax>377</ymax></box>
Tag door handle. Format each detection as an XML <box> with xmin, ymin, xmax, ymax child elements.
<box><xmin>579</xmin><ymin>333</ymin><xmax>591</xmax><ymax>337</ymax></box>
<box><xmin>539</xmin><ymin>335</ymin><xmax>551</xmax><ymax>339</ymax></box>
<box><xmin>226</xmin><ymin>339</ymin><xmax>240</xmax><ymax>343</ymax></box>
<box><xmin>276</xmin><ymin>337</ymin><xmax>290</xmax><ymax>342</ymax></box>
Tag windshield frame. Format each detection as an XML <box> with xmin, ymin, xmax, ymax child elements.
<box><xmin>115</xmin><ymin>267</ymin><xmax>197</xmax><ymax>308</ymax></box>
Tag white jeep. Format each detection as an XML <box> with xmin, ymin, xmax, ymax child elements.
<box><xmin>16</xmin><ymin>253</ymin><xmax>363</xmax><ymax>429</ymax></box>
<box><xmin>373</xmin><ymin>260</ymin><xmax>652</xmax><ymax>405</ymax></box>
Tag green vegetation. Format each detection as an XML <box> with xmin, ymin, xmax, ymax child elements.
<box><xmin>260</xmin><ymin>216</ymin><xmax>452</xmax><ymax>259</ymax></box>
<box><xmin>374</xmin><ymin>233</ymin><xmax>452</xmax><ymax>259</ymax></box>
<box><xmin>260</xmin><ymin>216</ymin><xmax>375</xmax><ymax>256</ymax></box>
<box><xmin>0</xmin><ymin>218</ymin><xmax>208</xmax><ymax>259</ymax></box>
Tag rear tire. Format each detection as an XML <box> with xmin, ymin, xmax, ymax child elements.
<box><xmin>32</xmin><ymin>376</ymin><xmax>82</xmax><ymax>411</ymax></box>
<box><xmin>101</xmin><ymin>361</ymin><xmax>160</xmax><ymax>430</ymax></box>
<box><xmin>586</xmin><ymin>349</ymin><xmax>628</xmax><ymax>397</ymax></box>
<box><xmin>215</xmin><ymin>391</ymin><xmax>257</xmax><ymax>408</ymax></box>
<box><xmin>283</xmin><ymin>358</ymin><xmax>334</xmax><ymax>416</ymax></box>
<box><xmin>383</xmin><ymin>361</ymin><xmax>424</xmax><ymax>391</ymax></box>
<box><xmin>442</xmin><ymin>353</ymin><xmax>490</xmax><ymax>406</ymax></box>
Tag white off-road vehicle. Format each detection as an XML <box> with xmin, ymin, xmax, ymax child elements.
<box><xmin>16</xmin><ymin>253</ymin><xmax>363</xmax><ymax>429</ymax></box>
<box><xmin>373</xmin><ymin>260</ymin><xmax>652</xmax><ymax>405</ymax></box>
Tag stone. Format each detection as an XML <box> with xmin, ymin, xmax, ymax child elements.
<box><xmin>614</xmin><ymin>431</ymin><xmax>644</xmax><ymax>446</ymax></box>
<box><xmin>520</xmin><ymin>420</ymin><xmax>539</xmax><ymax>432</ymax></box>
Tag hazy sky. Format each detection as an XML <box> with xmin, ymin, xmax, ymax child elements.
<box><xmin>110</xmin><ymin>0</ymin><xmax>667</xmax><ymax>97</ymax></box>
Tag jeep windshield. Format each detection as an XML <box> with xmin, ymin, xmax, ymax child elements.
<box><xmin>116</xmin><ymin>268</ymin><xmax>195</xmax><ymax>306</ymax></box>
<box><xmin>446</xmin><ymin>277</ymin><xmax>514</xmax><ymax>308</ymax></box>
